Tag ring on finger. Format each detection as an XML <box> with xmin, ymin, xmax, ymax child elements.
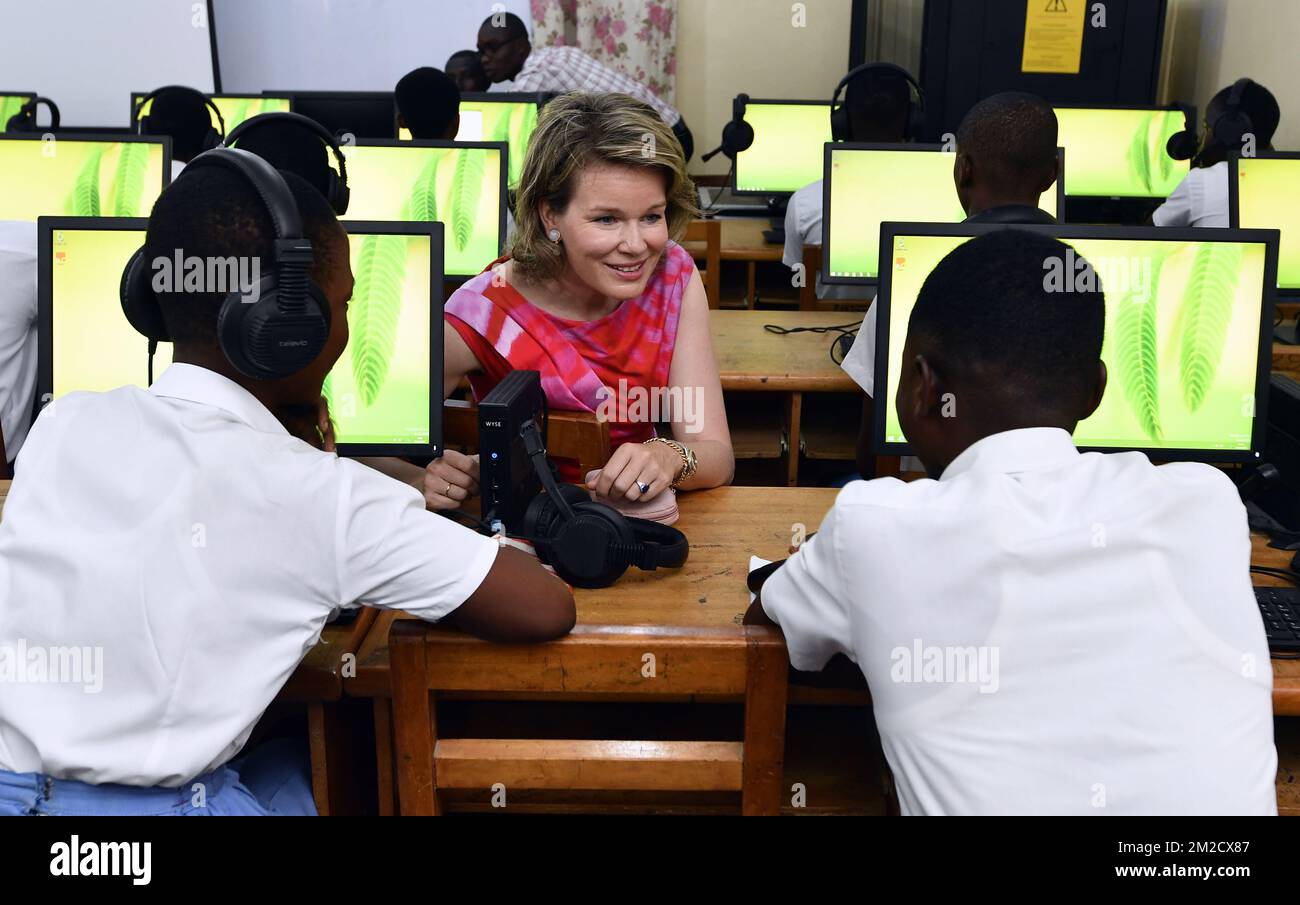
<box><xmin>637</xmin><ymin>481</ymin><xmax>651</xmax><ymax>495</ymax></box>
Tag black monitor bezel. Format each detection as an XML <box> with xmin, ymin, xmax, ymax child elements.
<box><xmin>1051</xmin><ymin>103</ymin><xmax>1196</xmax><ymax>199</ymax></box>
<box><xmin>0</xmin><ymin>133</ymin><xmax>172</xmax><ymax>221</ymax></box>
<box><xmin>1228</xmin><ymin>150</ymin><xmax>1300</xmax><ymax>300</ymax></box>
<box><xmin>340</xmin><ymin>139</ymin><xmax>509</xmax><ymax>278</ymax></box>
<box><xmin>821</xmin><ymin>142</ymin><xmax>1068</xmax><ymax>288</ymax></box>
<box><xmin>731</xmin><ymin>97</ymin><xmax>835</xmax><ymax>197</ymax></box>
<box><xmin>35</xmin><ymin>217</ymin><xmax>445</xmax><ymax>458</ymax></box>
<box><xmin>870</xmin><ymin>221</ymin><xmax>1279</xmax><ymax>464</ymax></box>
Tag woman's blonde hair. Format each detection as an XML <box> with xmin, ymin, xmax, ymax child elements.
<box><xmin>508</xmin><ymin>91</ymin><xmax>699</xmax><ymax>284</ymax></box>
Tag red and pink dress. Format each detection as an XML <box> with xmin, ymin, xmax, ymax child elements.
<box><xmin>445</xmin><ymin>242</ymin><xmax>695</xmax><ymax>482</ymax></box>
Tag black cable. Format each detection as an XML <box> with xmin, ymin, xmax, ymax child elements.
<box><xmin>147</xmin><ymin>339</ymin><xmax>157</xmax><ymax>385</ymax></box>
<box><xmin>438</xmin><ymin>508</ymin><xmax>497</xmax><ymax>536</ymax></box>
<box><xmin>1251</xmin><ymin>565</ymin><xmax>1300</xmax><ymax>585</ymax></box>
<box><xmin>765</xmin><ymin>321</ymin><xmax>862</xmax><ymax>365</ymax></box>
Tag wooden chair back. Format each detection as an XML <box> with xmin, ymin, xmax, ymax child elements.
<box><xmin>798</xmin><ymin>244</ymin><xmax>823</xmax><ymax>311</ymax></box>
<box><xmin>442</xmin><ymin>399</ymin><xmax>611</xmax><ymax>477</ymax></box>
<box><xmin>685</xmin><ymin>219</ymin><xmax>723</xmax><ymax>308</ymax></box>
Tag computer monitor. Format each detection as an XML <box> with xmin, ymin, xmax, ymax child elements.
<box><xmin>131</xmin><ymin>93</ymin><xmax>293</xmax><ymax>133</ymax></box>
<box><xmin>1230</xmin><ymin>152</ymin><xmax>1300</xmax><ymax>300</ymax></box>
<box><xmin>397</xmin><ymin>92</ymin><xmax>541</xmax><ymax>189</ymax></box>
<box><xmin>0</xmin><ymin>134</ymin><xmax>170</xmax><ymax>221</ymax></box>
<box><xmin>36</xmin><ymin>218</ymin><xmax>444</xmax><ymax>457</ymax></box>
<box><xmin>276</xmin><ymin>91</ymin><xmax>397</xmax><ymax>140</ymax></box>
<box><xmin>871</xmin><ymin>223</ymin><xmax>1278</xmax><ymax>463</ymax></box>
<box><xmin>1053</xmin><ymin>105</ymin><xmax>1193</xmax><ymax>198</ymax></box>
<box><xmin>732</xmin><ymin>99</ymin><xmax>834</xmax><ymax>195</ymax></box>
<box><xmin>822</xmin><ymin>143</ymin><xmax>1065</xmax><ymax>286</ymax></box>
<box><xmin>0</xmin><ymin>92</ymin><xmax>36</xmax><ymax>127</ymax></box>
<box><xmin>339</xmin><ymin>139</ymin><xmax>507</xmax><ymax>278</ymax></box>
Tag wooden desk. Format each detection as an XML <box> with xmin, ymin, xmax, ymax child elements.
<box><xmin>711</xmin><ymin>310</ymin><xmax>860</xmax><ymax>483</ymax></box>
<box><xmin>683</xmin><ymin>219</ymin><xmax>785</xmax><ymax>307</ymax></box>
<box><xmin>1274</xmin><ymin>343</ymin><xmax>1300</xmax><ymax>372</ymax></box>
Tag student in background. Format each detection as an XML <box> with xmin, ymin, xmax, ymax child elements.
<box><xmin>749</xmin><ymin>229</ymin><xmax>1277</xmax><ymax>816</ymax></box>
<box><xmin>137</xmin><ymin>85</ymin><xmax>218</xmax><ymax>178</ymax></box>
<box><xmin>477</xmin><ymin>13</ymin><xmax>695</xmax><ymax>160</ymax></box>
<box><xmin>0</xmin><ymin>220</ymin><xmax>37</xmax><ymax>469</ymax></box>
<box><xmin>0</xmin><ymin>157</ymin><xmax>574</xmax><ymax>816</ymax></box>
<box><xmin>781</xmin><ymin>64</ymin><xmax>915</xmax><ymax>282</ymax></box>
<box><xmin>395</xmin><ymin>67</ymin><xmax>462</xmax><ymax>141</ymax></box>
<box><xmin>841</xmin><ymin>91</ymin><xmax>1061</xmax><ymax>476</ymax></box>
<box><xmin>1153</xmin><ymin>79</ymin><xmax>1281</xmax><ymax>228</ymax></box>
<box><xmin>224</xmin><ymin>113</ymin><xmax>341</xmax><ymax>203</ymax></box>
<box><xmin>446</xmin><ymin>49</ymin><xmax>490</xmax><ymax>94</ymax></box>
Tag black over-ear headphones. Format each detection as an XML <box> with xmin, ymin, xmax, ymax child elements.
<box><xmin>701</xmin><ymin>94</ymin><xmax>755</xmax><ymax>163</ymax></box>
<box><xmin>830</xmin><ymin>62</ymin><xmax>924</xmax><ymax>142</ymax></box>
<box><xmin>1167</xmin><ymin>79</ymin><xmax>1257</xmax><ymax>163</ymax></box>
<box><xmin>135</xmin><ymin>85</ymin><xmax>225</xmax><ymax>153</ymax></box>
<box><xmin>516</xmin><ymin>419</ymin><xmax>689</xmax><ymax>589</ymax></box>
<box><xmin>119</xmin><ymin>147</ymin><xmax>332</xmax><ymax>380</ymax></box>
<box><xmin>5</xmin><ymin>96</ymin><xmax>60</xmax><ymax>132</ymax></box>
<box><xmin>224</xmin><ymin>111</ymin><xmax>351</xmax><ymax>216</ymax></box>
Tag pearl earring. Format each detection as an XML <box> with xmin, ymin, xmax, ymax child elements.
<box><xmin>548</xmin><ymin>229</ymin><xmax>561</xmax><ymax>243</ymax></box>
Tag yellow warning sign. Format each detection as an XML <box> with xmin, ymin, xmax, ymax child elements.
<box><xmin>1022</xmin><ymin>0</ymin><xmax>1086</xmax><ymax>74</ymax></box>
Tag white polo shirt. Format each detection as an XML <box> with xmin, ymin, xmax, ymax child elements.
<box><xmin>1152</xmin><ymin>161</ymin><xmax>1229</xmax><ymax>228</ymax></box>
<box><xmin>761</xmin><ymin>428</ymin><xmax>1277</xmax><ymax>815</ymax></box>
<box><xmin>0</xmin><ymin>220</ymin><xmax>38</xmax><ymax>463</ymax></box>
<box><xmin>0</xmin><ymin>363</ymin><xmax>499</xmax><ymax>787</ymax></box>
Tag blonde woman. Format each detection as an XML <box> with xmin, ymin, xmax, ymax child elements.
<box><xmin>425</xmin><ymin>92</ymin><xmax>732</xmax><ymax>510</ymax></box>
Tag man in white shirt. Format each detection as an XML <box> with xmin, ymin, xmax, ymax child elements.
<box><xmin>0</xmin><ymin>220</ymin><xmax>38</xmax><ymax>467</ymax></box>
<box><xmin>749</xmin><ymin>230</ymin><xmax>1276</xmax><ymax>815</ymax></box>
<box><xmin>841</xmin><ymin>92</ymin><xmax>1061</xmax><ymax>476</ymax></box>
<box><xmin>476</xmin><ymin>13</ymin><xmax>694</xmax><ymax>159</ymax></box>
<box><xmin>0</xmin><ymin>159</ymin><xmax>575</xmax><ymax>815</ymax></box>
<box><xmin>1153</xmin><ymin>79</ymin><xmax>1281</xmax><ymax>229</ymax></box>
<box><xmin>782</xmin><ymin>65</ymin><xmax>913</xmax><ymax>302</ymax></box>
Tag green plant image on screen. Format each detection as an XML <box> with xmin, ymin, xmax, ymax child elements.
<box><xmin>0</xmin><ymin>95</ymin><xmax>32</xmax><ymax>127</ymax></box>
<box><xmin>400</xmin><ymin>101</ymin><xmax>536</xmax><ymax>189</ymax></box>
<box><xmin>322</xmin><ymin>232</ymin><xmax>433</xmax><ymax>445</ymax></box>
<box><xmin>734</xmin><ymin>103</ymin><xmax>833</xmax><ymax>193</ymax></box>
<box><xmin>0</xmin><ymin>140</ymin><xmax>165</xmax><ymax>221</ymax></box>
<box><xmin>880</xmin><ymin>235</ymin><xmax>1266</xmax><ymax>452</ymax></box>
<box><xmin>340</xmin><ymin>144</ymin><xmax>501</xmax><ymax>277</ymax></box>
<box><xmin>135</xmin><ymin>95</ymin><xmax>293</xmax><ymax>132</ymax></box>
<box><xmin>1055</xmin><ymin>108</ymin><xmax>1188</xmax><ymax>198</ymax></box>
<box><xmin>1236</xmin><ymin>157</ymin><xmax>1300</xmax><ymax>290</ymax></box>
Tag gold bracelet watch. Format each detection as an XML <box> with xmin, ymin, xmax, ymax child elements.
<box><xmin>644</xmin><ymin>437</ymin><xmax>698</xmax><ymax>488</ymax></box>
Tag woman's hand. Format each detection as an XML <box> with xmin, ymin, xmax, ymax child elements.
<box><xmin>423</xmin><ymin>451</ymin><xmax>480</xmax><ymax>510</ymax></box>
<box><xmin>588</xmin><ymin>441</ymin><xmax>680</xmax><ymax>503</ymax></box>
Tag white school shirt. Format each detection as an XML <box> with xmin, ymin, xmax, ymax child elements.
<box><xmin>0</xmin><ymin>363</ymin><xmax>500</xmax><ymax>787</ymax></box>
<box><xmin>1152</xmin><ymin>161</ymin><xmax>1229</xmax><ymax>228</ymax></box>
<box><xmin>761</xmin><ymin>428</ymin><xmax>1277</xmax><ymax>815</ymax></box>
<box><xmin>783</xmin><ymin>179</ymin><xmax>875</xmax><ymax>304</ymax></box>
<box><xmin>0</xmin><ymin>220</ymin><xmax>38</xmax><ymax>463</ymax></box>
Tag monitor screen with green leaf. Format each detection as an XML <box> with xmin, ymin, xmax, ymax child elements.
<box><xmin>1229</xmin><ymin>152</ymin><xmax>1300</xmax><ymax>295</ymax></box>
<box><xmin>1053</xmin><ymin>106</ymin><xmax>1192</xmax><ymax>198</ymax></box>
<box><xmin>0</xmin><ymin>93</ymin><xmax>36</xmax><ymax>127</ymax></box>
<box><xmin>398</xmin><ymin>93</ymin><xmax>539</xmax><ymax>189</ymax></box>
<box><xmin>871</xmin><ymin>223</ymin><xmax>1276</xmax><ymax>463</ymax></box>
<box><xmin>131</xmin><ymin>93</ymin><xmax>293</xmax><ymax>133</ymax></box>
<box><xmin>37</xmin><ymin>218</ymin><xmax>443</xmax><ymax>457</ymax></box>
<box><xmin>339</xmin><ymin>140</ymin><xmax>506</xmax><ymax>278</ymax></box>
<box><xmin>0</xmin><ymin>135</ymin><xmax>170</xmax><ymax>221</ymax></box>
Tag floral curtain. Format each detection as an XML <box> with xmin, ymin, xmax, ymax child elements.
<box><xmin>530</xmin><ymin>0</ymin><xmax>678</xmax><ymax>104</ymax></box>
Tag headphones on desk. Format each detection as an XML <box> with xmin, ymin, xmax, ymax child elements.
<box><xmin>515</xmin><ymin>420</ymin><xmax>689</xmax><ymax>589</ymax></box>
<box><xmin>5</xmin><ymin>96</ymin><xmax>60</xmax><ymax>132</ymax></box>
<box><xmin>224</xmin><ymin>112</ymin><xmax>351</xmax><ymax>215</ymax></box>
<box><xmin>1167</xmin><ymin>78</ymin><xmax>1257</xmax><ymax>162</ymax></box>
<box><xmin>135</xmin><ymin>85</ymin><xmax>225</xmax><ymax>152</ymax></box>
<box><xmin>830</xmin><ymin>62</ymin><xmax>924</xmax><ymax>142</ymax></box>
<box><xmin>119</xmin><ymin>147</ymin><xmax>332</xmax><ymax>380</ymax></box>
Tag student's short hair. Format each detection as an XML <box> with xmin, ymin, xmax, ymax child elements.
<box><xmin>142</xmin><ymin>167</ymin><xmax>344</xmax><ymax>347</ymax></box>
<box><xmin>144</xmin><ymin>86</ymin><xmax>213</xmax><ymax>161</ymax></box>
<box><xmin>227</xmin><ymin>118</ymin><xmax>333</xmax><ymax>201</ymax></box>
<box><xmin>956</xmin><ymin>92</ymin><xmax>1058</xmax><ymax>195</ymax></box>
<box><xmin>1208</xmin><ymin>80</ymin><xmax>1281</xmax><ymax>146</ymax></box>
<box><xmin>447</xmin><ymin>50</ymin><xmax>480</xmax><ymax>68</ymax></box>
<box><xmin>395</xmin><ymin>67</ymin><xmax>461</xmax><ymax>139</ymax></box>
<box><xmin>844</xmin><ymin>67</ymin><xmax>912</xmax><ymax>134</ymax></box>
<box><xmin>908</xmin><ymin>230</ymin><xmax>1105</xmax><ymax>414</ymax></box>
<box><xmin>508</xmin><ymin>92</ymin><xmax>699</xmax><ymax>284</ymax></box>
<box><xmin>480</xmin><ymin>12</ymin><xmax>528</xmax><ymax>41</ymax></box>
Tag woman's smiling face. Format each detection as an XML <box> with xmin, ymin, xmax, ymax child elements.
<box><xmin>541</xmin><ymin>162</ymin><xmax>670</xmax><ymax>300</ymax></box>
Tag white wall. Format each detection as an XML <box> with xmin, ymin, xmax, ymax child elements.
<box><xmin>213</xmin><ymin>0</ymin><xmax>530</xmax><ymax>93</ymax></box>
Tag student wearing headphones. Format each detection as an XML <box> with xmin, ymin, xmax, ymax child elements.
<box><xmin>781</xmin><ymin>63</ymin><xmax>918</xmax><ymax>290</ymax></box>
<box><xmin>0</xmin><ymin>153</ymin><xmax>574</xmax><ymax>816</ymax></box>
<box><xmin>395</xmin><ymin>67</ymin><xmax>462</xmax><ymax>141</ymax></box>
<box><xmin>223</xmin><ymin>111</ymin><xmax>350</xmax><ymax>215</ymax></box>
<box><xmin>842</xmin><ymin>91</ymin><xmax>1061</xmax><ymax>475</ymax></box>
<box><xmin>136</xmin><ymin>85</ymin><xmax>224</xmax><ymax>178</ymax></box>
<box><xmin>1154</xmin><ymin>78</ymin><xmax>1281</xmax><ymax>228</ymax></box>
<box><xmin>749</xmin><ymin>230</ymin><xmax>1277</xmax><ymax>816</ymax></box>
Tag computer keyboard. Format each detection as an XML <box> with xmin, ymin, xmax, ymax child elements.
<box><xmin>1254</xmin><ymin>587</ymin><xmax>1300</xmax><ymax>653</ymax></box>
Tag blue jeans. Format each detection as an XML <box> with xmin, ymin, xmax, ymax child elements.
<box><xmin>0</xmin><ymin>738</ymin><xmax>316</xmax><ymax>816</ymax></box>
